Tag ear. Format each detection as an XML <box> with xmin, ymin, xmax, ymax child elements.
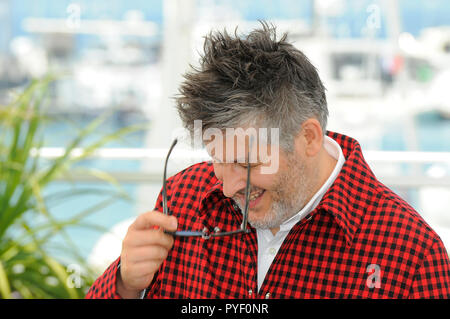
<box><xmin>294</xmin><ymin>118</ymin><xmax>324</xmax><ymax>158</ymax></box>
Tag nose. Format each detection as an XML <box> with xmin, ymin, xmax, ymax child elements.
<box><xmin>215</xmin><ymin>163</ymin><xmax>247</xmax><ymax>198</ymax></box>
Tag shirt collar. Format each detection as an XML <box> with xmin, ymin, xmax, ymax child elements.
<box><xmin>198</xmin><ymin>171</ymin><xmax>225</xmax><ymax>211</ymax></box>
<box><xmin>316</xmin><ymin>131</ymin><xmax>378</xmax><ymax>245</ymax></box>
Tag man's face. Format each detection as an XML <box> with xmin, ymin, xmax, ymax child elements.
<box><xmin>207</xmin><ymin>129</ymin><xmax>318</xmax><ymax>230</ymax></box>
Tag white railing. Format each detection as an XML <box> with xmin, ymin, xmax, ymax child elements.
<box><xmin>34</xmin><ymin>147</ymin><xmax>450</xmax><ymax>162</ymax></box>
<box><xmin>34</xmin><ymin>147</ymin><xmax>450</xmax><ymax>187</ymax></box>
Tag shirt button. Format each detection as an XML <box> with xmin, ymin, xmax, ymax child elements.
<box><xmin>265</xmin><ymin>292</ymin><xmax>270</xmax><ymax>299</ymax></box>
<box><xmin>248</xmin><ymin>289</ymin><xmax>253</xmax><ymax>296</ymax></box>
<box><xmin>268</xmin><ymin>247</ymin><xmax>276</xmax><ymax>255</ymax></box>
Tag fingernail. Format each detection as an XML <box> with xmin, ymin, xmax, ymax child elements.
<box><xmin>171</xmin><ymin>217</ymin><xmax>178</xmax><ymax>229</ymax></box>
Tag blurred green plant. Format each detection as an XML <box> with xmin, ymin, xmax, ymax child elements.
<box><xmin>0</xmin><ymin>76</ymin><xmax>146</xmax><ymax>298</ymax></box>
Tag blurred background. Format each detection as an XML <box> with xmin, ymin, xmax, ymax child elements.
<box><xmin>1</xmin><ymin>0</ymin><xmax>450</xmax><ymax>295</ymax></box>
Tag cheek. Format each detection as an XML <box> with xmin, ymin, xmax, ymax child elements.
<box><xmin>266</xmin><ymin>166</ymin><xmax>293</xmax><ymax>197</ymax></box>
<box><xmin>253</xmin><ymin>171</ymin><xmax>278</xmax><ymax>192</ymax></box>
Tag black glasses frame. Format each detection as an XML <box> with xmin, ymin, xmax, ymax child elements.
<box><xmin>162</xmin><ymin>139</ymin><xmax>251</xmax><ymax>240</ymax></box>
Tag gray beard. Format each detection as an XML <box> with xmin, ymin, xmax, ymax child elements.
<box><xmin>233</xmin><ymin>157</ymin><xmax>312</xmax><ymax>230</ymax></box>
<box><xmin>234</xmin><ymin>189</ymin><xmax>309</xmax><ymax>230</ymax></box>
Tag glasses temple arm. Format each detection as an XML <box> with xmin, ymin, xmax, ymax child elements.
<box><xmin>162</xmin><ymin>138</ymin><xmax>178</xmax><ymax>215</ymax></box>
<box><xmin>240</xmin><ymin>137</ymin><xmax>253</xmax><ymax>231</ymax></box>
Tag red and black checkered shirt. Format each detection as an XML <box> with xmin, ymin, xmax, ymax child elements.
<box><xmin>86</xmin><ymin>132</ymin><xmax>450</xmax><ymax>299</ymax></box>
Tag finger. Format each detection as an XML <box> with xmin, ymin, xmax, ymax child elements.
<box><xmin>122</xmin><ymin>261</ymin><xmax>162</xmax><ymax>288</ymax></box>
<box><xmin>125</xmin><ymin>246</ymin><xmax>170</xmax><ymax>263</ymax></box>
<box><xmin>128</xmin><ymin>271</ymin><xmax>158</xmax><ymax>290</ymax></box>
<box><xmin>132</xmin><ymin>211</ymin><xmax>178</xmax><ymax>232</ymax></box>
<box><xmin>123</xmin><ymin>260</ymin><xmax>164</xmax><ymax>277</ymax></box>
<box><xmin>124</xmin><ymin>229</ymin><xmax>175</xmax><ymax>249</ymax></box>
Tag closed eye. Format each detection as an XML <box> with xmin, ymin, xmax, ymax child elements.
<box><xmin>237</xmin><ymin>162</ymin><xmax>261</xmax><ymax>169</ymax></box>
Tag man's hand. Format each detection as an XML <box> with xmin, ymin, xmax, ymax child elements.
<box><xmin>117</xmin><ymin>210</ymin><xmax>177</xmax><ymax>298</ymax></box>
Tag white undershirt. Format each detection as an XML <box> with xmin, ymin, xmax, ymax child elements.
<box><xmin>256</xmin><ymin>136</ymin><xmax>346</xmax><ymax>291</ymax></box>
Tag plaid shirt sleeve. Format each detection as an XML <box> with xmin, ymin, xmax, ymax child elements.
<box><xmin>409</xmin><ymin>237</ymin><xmax>450</xmax><ymax>298</ymax></box>
<box><xmin>85</xmin><ymin>257</ymin><xmax>122</xmax><ymax>299</ymax></box>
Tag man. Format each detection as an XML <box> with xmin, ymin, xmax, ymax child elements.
<box><xmin>86</xmin><ymin>22</ymin><xmax>450</xmax><ymax>299</ymax></box>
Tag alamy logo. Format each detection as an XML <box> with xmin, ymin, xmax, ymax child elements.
<box><xmin>66</xmin><ymin>263</ymin><xmax>82</xmax><ymax>288</ymax></box>
<box><xmin>66</xmin><ymin>3</ymin><xmax>81</xmax><ymax>30</ymax></box>
<box><xmin>191</xmin><ymin>120</ymin><xmax>280</xmax><ymax>174</ymax></box>
<box><xmin>366</xmin><ymin>264</ymin><xmax>381</xmax><ymax>289</ymax></box>
<box><xmin>366</xmin><ymin>4</ymin><xmax>381</xmax><ymax>30</ymax></box>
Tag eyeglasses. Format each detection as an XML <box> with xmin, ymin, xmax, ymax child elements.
<box><xmin>162</xmin><ymin>138</ymin><xmax>251</xmax><ymax>240</ymax></box>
